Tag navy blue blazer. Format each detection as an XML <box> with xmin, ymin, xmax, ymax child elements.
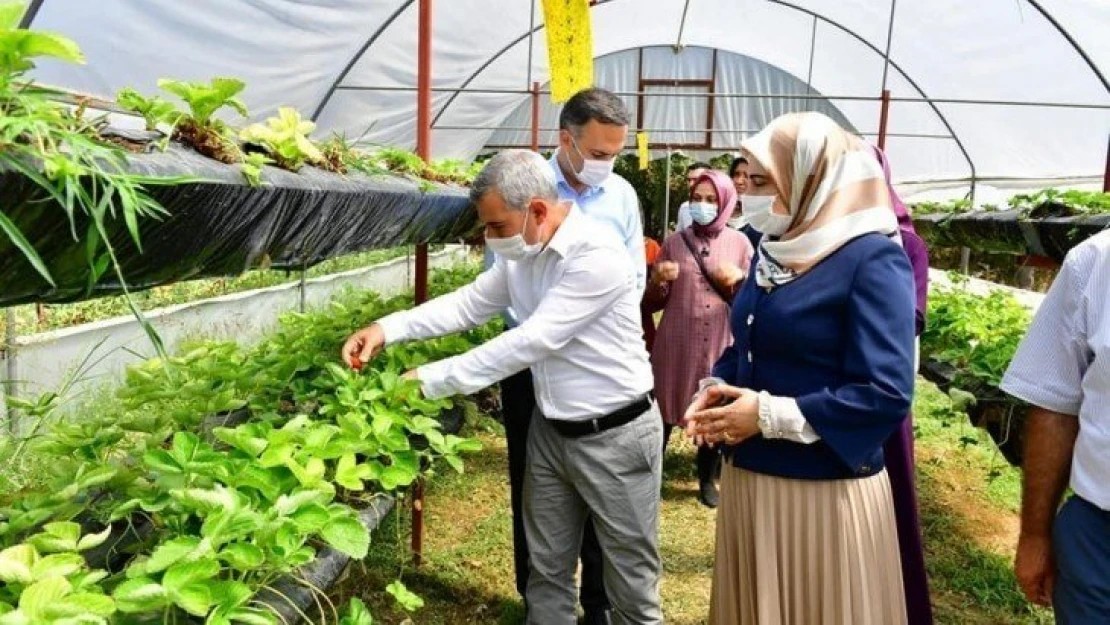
<box><xmin>739</xmin><ymin>223</ymin><xmax>762</xmax><ymax>250</ymax></box>
<box><xmin>712</xmin><ymin>233</ymin><xmax>915</xmax><ymax>480</ymax></box>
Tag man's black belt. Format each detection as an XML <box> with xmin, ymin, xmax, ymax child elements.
<box><xmin>549</xmin><ymin>394</ymin><xmax>653</xmax><ymax>438</ymax></box>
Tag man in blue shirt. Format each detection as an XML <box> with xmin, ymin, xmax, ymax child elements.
<box><xmin>487</xmin><ymin>88</ymin><xmax>645</xmax><ymax>625</ymax></box>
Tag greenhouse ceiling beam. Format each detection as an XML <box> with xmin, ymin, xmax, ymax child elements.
<box><xmin>341</xmin><ymin>84</ymin><xmax>1110</xmax><ymax>110</ymax></box>
<box><xmin>17</xmin><ymin>0</ymin><xmax>44</xmax><ymax>28</ymax></box>
<box><xmin>767</xmin><ymin>0</ymin><xmax>976</xmax><ymax>185</ymax></box>
<box><xmin>309</xmin><ymin>0</ymin><xmax>417</xmax><ymax>122</ymax></box>
<box><xmin>425</xmin><ymin>0</ymin><xmax>619</xmax><ymax>128</ymax></box>
<box><xmin>441</xmin><ymin>125</ymin><xmax>954</xmax><ymax>140</ymax></box>
<box><xmin>1023</xmin><ymin>0</ymin><xmax>1110</xmax><ymax>95</ymax></box>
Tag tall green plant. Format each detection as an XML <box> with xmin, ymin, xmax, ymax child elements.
<box><xmin>0</xmin><ymin>1</ymin><xmax>181</xmax><ymax>355</ymax></box>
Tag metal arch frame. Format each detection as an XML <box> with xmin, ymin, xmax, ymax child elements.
<box><xmin>767</xmin><ymin>0</ymin><xmax>976</xmax><ymax>182</ymax></box>
<box><xmin>1024</xmin><ymin>0</ymin><xmax>1109</xmax><ymax>95</ymax></box>
<box><xmin>416</xmin><ymin>0</ymin><xmax>977</xmax><ymax>181</ymax></box>
<box><xmin>18</xmin><ymin>0</ymin><xmax>45</xmax><ymax>28</ymax></box>
<box><xmin>423</xmin><ymin>0</ymin><xmax>621</xmax><ymax>128</ymax></box>
<box><xmin>309</xmin><ymin>0</ymin><xmax>417</xmax><ymax>122</ymax></box>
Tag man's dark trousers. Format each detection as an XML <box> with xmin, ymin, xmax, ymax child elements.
<box><xmin>501</xmin><ymin>368</ymin><xmax>609</xmax><ymax>615</ymax></box>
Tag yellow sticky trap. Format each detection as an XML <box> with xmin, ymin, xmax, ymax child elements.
<box><xmin>542</xmin><ymin>0</ymin><xmax>594</xmax><ymax>103</ymax></box>
<box><xmin>637</xmin><ymin>132</ymin><xmax>650</xmax><ymax>170</ymax></box>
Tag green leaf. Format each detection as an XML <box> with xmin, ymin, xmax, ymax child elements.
<box><xmin>219</xmin><ymin>543</ymin><xmax>264</xmax><ymax>571</ymax></box>
<box><xmin>145</xmin><ymin>536</ymin><xmax>204</xmax><ymax>574</ymax></box>
<box><xmin>289</xmin><ymin>503</ymin><xmax>330</xmax><ymax>534</ymax></box>
<box><xmin>385</xmin><ymin>580</ymin><xmax>424</xmax><ymax>612</ymax></box>
<box><xmin>334</xmin><ymin>454</ymin><xmax>371</xmax><ymax>491</ymax></box>
<box><xmin>273</xmin><ymin>489</ymin><xmax>329</xmax><ymax>517</ymax></box>
<box><xmin>112</xmin><ymin>578</ymin><xmax>169</xmax><ymax>613</ymax></box>
<box><xmin>162</xmin><ymin>558</ymin><xmax>220</xmax><ymax>592</ymax></box>
<box><xmin>31</xmin><ymin>553</ymin><xmax>85</xmax><ymax>580</ymax></box>
<box><xmin>208</xmin><ymin>580</ymin><xmax>252</xmax><ymax>609</ymax></box>
<box><xmin>52</xmin><ymin>592</ymin><xmax>116</xmax><ymax>618</ymax></box>
<box><xmin>0</xmin><ymin>545</ymin><xmax>37</xmax><ymax>585</ymax></box>
<box><xmin>321</xmin><ymin>510</ymin><xmax>369</xmax><ymax>559</ymax></box>
<box><xmin>16</xmin><ymin>30</ymin><xmax>85</xmax><ymax>64</ymax></box>
<box><xmin>0</xmin><ymin>211</ymin><xmax>55</xmax><ymax>286</ymax></box>
<box><xmin>171</xmin><ymin>582</ymin><xmax>214</xmax><ymax>617</ymax></box>
<box><xmin>76</xmin><ymin>526</ymin><xmax>113</xmax><ymax>552</ymax></box>
<box><xmin>29</xmin><ymin>521</ymin><xmax>81</xmax><ymax>553</ymax></box>
<box><xmin>339</xmin><ymin>597</ymin><xmax>374</xmax><ymax>625</ymax></box>
<box><xmin>143</xmin><ymin>448</ymin><xmax>183</xmax><ymax>474</ymax></box>
<box><xmin>0</xmin><ymin>3</ymin><xmax>25</xmax><ymax>30</ymax></box>
<box><xmin>18</xmin><ymin>576</ymin><xmax>71</xmax><ymax>620</ymax></box>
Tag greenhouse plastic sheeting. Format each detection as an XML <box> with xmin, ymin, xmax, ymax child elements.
<box><xmin>0</xmin><ymin>146</ymin><xmax>476</xmax><ymax>307</ymax></box>
<box><xmin>26</xmin><ymin>0</ymin><xmax>1110</xmax><ymax>185</ymax></box>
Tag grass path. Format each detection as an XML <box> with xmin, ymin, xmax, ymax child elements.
<box><xmin>340</xmin><ymin>380</ymin><xmax>1052</xmax><ymax>624</ymax></box>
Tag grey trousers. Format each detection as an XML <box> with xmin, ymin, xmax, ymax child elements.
<box><xmin>523</xmin><ymin>404</ymin><xmax>664</xmax><ymax>625</ymax></box>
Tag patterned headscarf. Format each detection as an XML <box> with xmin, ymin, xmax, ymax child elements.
<box><xmin>689</xmin><ymin>169</ymin><xmax>738</xmax><ymax>238</ymax></box>
<box><xmin>741</xmin><ymin>112</ymin><xmax>899</xmax><ymax>288</ymax></box>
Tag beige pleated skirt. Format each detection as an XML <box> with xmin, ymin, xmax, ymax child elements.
<box><xmin>709</xmin><ymin>463</ymin><xmax>908</xmax><ymax>625</ymax></box>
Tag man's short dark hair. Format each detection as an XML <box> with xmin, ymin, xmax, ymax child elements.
<box><xmin>559</xmin><ymin>88</ymin><xmax>630</xmax><ymax>134</ymax></box>
<box><xmin>687</xmin><ymin>162</ymin><xmax>712</xmax><ymax>173</ymax></box>
<box><xmin>729</xmin><ymin>156</ymin><xmax>749</xmax><ymax>177</ymax></box>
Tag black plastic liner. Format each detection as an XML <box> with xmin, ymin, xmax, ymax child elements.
<box><xmin>256</xmin><ymin>496</ymin><xmax>395</xmax><ymax>624</ymax></box>
<box><xmin>0</xmin><ymin>145</ymin><xmax>478</xmax><ymax>307</ymax></box>
<box><xmin>912</xmin><ymin>211</ymin><xmax>1110</xmax><ymax>263</ymax></box>
<box><xmin>919</xmin><ymin>358</ymin><xmax>1026</xmax><ymax>466</ymax></box>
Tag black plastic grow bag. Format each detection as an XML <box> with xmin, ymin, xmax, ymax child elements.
<box><xmin>0</xmin><ymin>145</ymin><xmax>477</xmax><ymax>307</ymax></box>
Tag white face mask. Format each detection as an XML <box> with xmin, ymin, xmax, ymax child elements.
<box><xmin>486</xmin><ymin>209</ymin><xmax>544</xmax><ymax>261</ymax></box>
<box><xmin>742</xmin><ymin>194</ymin><xmax>792</xmax><ymax>236</ymax></box>
<box><xmin>569</xmin><ymin>137</ymin><xmax>615</xmax><ymax>187</ymax></box>
<box><xmin>688</xmin><ymin>202</ymin><xmax>718</xmax><ymax>226</ymax></box>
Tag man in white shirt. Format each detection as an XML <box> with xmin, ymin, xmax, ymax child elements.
<box><xmin>343</xmin><ymin>150</ymin><xmax>663</xmax><ymax>625</ymax></box>
<box><xmin>1001</xmin><ymin>230</ymin><xmax>1110</xmax><ymax>622</ymax></box>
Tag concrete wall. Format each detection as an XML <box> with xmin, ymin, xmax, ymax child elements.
<box><xmin>1</xmin><ymin>247</ymin><xmax>469</xmax><ymax>424</ymax></box>
<box><xmin>927</xmin><ymin>268</ymin><xmax>1045</xmax><ymax>312</ymax></box>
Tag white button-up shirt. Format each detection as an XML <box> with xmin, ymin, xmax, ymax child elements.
<box><xmin>377</xmin><ymin>207</ymin><xmax>654</xmax><ymax>422</ymax></box>
<box><xmin>1001</xmin><ymin>230</ymin><xmax>1110</xmax><ymax>511</ymax></box>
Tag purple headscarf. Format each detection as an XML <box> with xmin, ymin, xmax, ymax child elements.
<box><xmin>690</xmin><ymin>170</ymin><xmax>738</xmax><ymax>238</ymax></box>
<box><xmin>873</xmin><ymin>146</ymin><xmax>928</xmax><ymax>335</ymax></box>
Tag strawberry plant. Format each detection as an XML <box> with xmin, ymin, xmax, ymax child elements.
<box><xmin>157</xmin><ymin>77</ymin><xmax>248</xmax><ymax>163</ymax></box>
<box><xmin>921</xmin><ymin>274</ymin><xmax>1031</xmax><ymax>389</ymax></box>
<box><xmin>115</xmin><ymin>88</ymin><xmax>181</xmax><ymax>132</ymax></box>
<box><xmin>240</xmin><ymin>107</ymin><xmax>324</xmax><ymax>172</ymax></box>
<box><xmin>0</xmin><ymin>263</ymin><xmax>496</xmax><ymax>623</ymax></box>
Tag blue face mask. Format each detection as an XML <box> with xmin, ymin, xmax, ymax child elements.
<box><xmin>689</xmin><ymin>202</ymin><xmax>718</xmax><ymax>226</ymax></box>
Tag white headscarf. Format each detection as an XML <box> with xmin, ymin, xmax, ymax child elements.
<box><xmin>742</xmin><ymin>112</ymin><xmax>900</xmax><ymax>288</ymax></box>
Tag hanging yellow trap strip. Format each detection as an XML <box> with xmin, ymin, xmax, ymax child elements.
<box><xmin>542</xmin><ymin>0</ymin><xmax>594</xmax><ymax>103</ymax></box>
<box><xmin>637</xmin><ymin>132</ymin><xmax>650</xmax><ymax>170</ymax></box>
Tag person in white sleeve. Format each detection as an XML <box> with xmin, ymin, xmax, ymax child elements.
<box><xmin>1001</xmin><ymin>230</ymin><xmax>1110</xmax><ymax>624</ymax></box>
<box><xmin>342</xmin><ymin>150</ymin><xmax>663</xmax><ymax>625</ymax></box>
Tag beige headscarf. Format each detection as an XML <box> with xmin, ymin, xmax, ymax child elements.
<box><xmin>742</xmin><ymin>112</ymin><xmax>899</xmax><ymax>288</ymax></box>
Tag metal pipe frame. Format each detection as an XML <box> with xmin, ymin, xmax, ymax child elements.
<box><xmin>338</xmin><ymin>84</ymin><xmax>1110</xmax><ymax>110</ymax></box>
<box><xmin>436</xmin><ymin>125</ymin><xmax>953</xmax><ymax>140</ymax></box>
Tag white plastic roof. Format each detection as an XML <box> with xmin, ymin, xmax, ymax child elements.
<box><xmin>25</xmin><ymin>0</ymin><xmax>1110</xmax><ymax>185</ymax></box>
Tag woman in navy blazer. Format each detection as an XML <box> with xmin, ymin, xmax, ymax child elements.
<box><xmin>685</xmin><ymin>112</ymin><xmax>916</xmax><ymax>625</ymax></box>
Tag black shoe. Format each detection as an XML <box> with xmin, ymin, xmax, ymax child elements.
<box><xmin>699</xmin><ymin>479</ymin><xmax>719</xmax><ymax>508</ymax></box>
<box><xmin>580</xmin><ymin>609</ymin><xmax>611</xmax><ymax>625</ymax></box>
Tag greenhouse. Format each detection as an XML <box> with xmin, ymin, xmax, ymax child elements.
<box><xmin>0</xmin><ymin>0</ymin><xmax>1108</xmax><ymax>623</ymax></box>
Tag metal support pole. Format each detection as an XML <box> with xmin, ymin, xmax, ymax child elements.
<box><xmin>3</xmin><ymin>308</ymin><xmax>18</xmax><ymax>434</ymax></box>
<box><xmin>1104</xmin><ymin>134</ymin><xmax>1110</xmax><ymax>192</ymax></box>
<box><xmin>877</xmin><ymin>89</ymin><xmax>892</xmax><ymax>151</ymax></box>
<box><xmin>411</xmin><ymin>0</ymin><xmax>433</xmax><ymax>569</ymax></box>
<box><xmin>959</xmin><ymin>247</ymin><xmax>971</xmax><ymax>275</ymax></box>
<box><xmin>298</xmin><ymin>264</ymin><xmax>307</xmax><ymax>313</ymax></box>
<box><xmin>662</xmin><ymin>149</ymin><xmax>673</xmax><ymax>238</ymax></box>
<box><xmin>531</xmin><ymin>81</ymin><xmax>541</xmax><ymax>152</ymax></box>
